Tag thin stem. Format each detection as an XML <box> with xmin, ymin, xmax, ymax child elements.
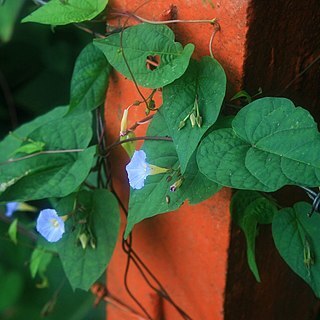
<box><xmin>0</xmin><ymin>149</ymin><xmax>85</xmax><ymax>166</ymax></box>
<box><xmin>123</xmin><ymin>235</ymin><xmax>153</xmax><ymax>320</ymax></box>
<box><xmin>73</xmin><ymin>23</ymin><xmax>105</xmax><ymax>39</ymax></box>
<box><xmin>209</xmin><ymin>21</ymin><xmax>220</xmax><ymax>58</ymax></box>
<box><xmin>280</xmin><ymin>53</ymin><xmax>320</xmax><ymax>94</ymax></box>
<box><xmin>111</xmin><ymin>12</ymin><xmax>216</xmax><ymax>25</ymax></box>
<box><xmin>0</xmin><ymin>215</ymin><xmax>37</xmax><ymax>241</ymax></box>
<box><xmin>300</xmin><ymin>186</ymin><xmax>317</xmax><ymax>199</ymax></box>
<box><xmin>122</xmin><ymin>114</ymin><xmax>154</xmax><ymax>137</ymax></box>
<box><xmin>113</xmin><ymin>188</ymin><xmax>192</xmax><ymax>320</ymax></box>
<box><xmin>122</xmin><ymin>240</ymin><xmax>192</xmax><ymax>319</ymax></box>
<box><xmin>117</xmin><ymin>1</ymin><xmax>154</xmax><ymax>112</ymax></box>
<box><xmin>33</xmin><ymin>0</ymin><xmax>47</xmax><ymax>5</ymax></box>
<box><xmin>104</xmin><ymin>136</ymin><xmax>173</xmax><ymax>157</ymax></box>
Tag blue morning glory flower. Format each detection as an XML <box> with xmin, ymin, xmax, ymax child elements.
<box><xmin>5</xmin><ymin>202</ymin><xmax>19</xmax><ymax>217</ymax></box>
<box><xmin>4</xmin><ymin>202</ymin><xmax>37</xmax><ymax>217</ymax></box>
<box><xmin>126</xmin><ymin>150</ymin><xmax>151</xmax><ymax>190</ymax></box>
<box><xmin>126</xmin><ymin>150</ymin><xmax>170</xmax><ymax>190</ymax></box>
<box><xmin>36</xmin><ymin>209</ymin><xmax>65</xmax><ymax>243</ymax></box>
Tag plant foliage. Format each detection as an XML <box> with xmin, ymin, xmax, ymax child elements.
<box><xmin>1</xmin><ymin>0</ymin><xmax>320</xmax><ymax>303</ymax></box>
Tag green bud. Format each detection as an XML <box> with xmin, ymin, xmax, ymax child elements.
<box><xmin>178</xmin><ymin>120</ymin><xmax>186</xmax><ymax>130</ymax></box>
<box><xmin>79</xmin><ymin>233</ymin><xmax>89</xmax><ymax>250</ymax></box>
<box><xmin>170</xmin><ymin>178</ymin><xmax>184</xmax><ymax>192</ymax></box>
<box><xmin>90</xmin><ymin>237</ymin><xmax>96</xmax><ymax>249</ymax></box>
<box><xmin>148</xmin><ymin>99</ymin><xmax>156</xmax><ymax>110</ymax></box>
<box><xmin>304</xmin><ymin>239</ymin><xmax>314</xmax><ymax>276</ymax></box>
<box><xmin>190</xmin><ymin>113</ymin><xmax>196</xmax><ymax>128</ymax></box>
<box><xmin>196</xmin><ymin>116</ymin><xmax>202</xmax><ymax>128</ymax></box>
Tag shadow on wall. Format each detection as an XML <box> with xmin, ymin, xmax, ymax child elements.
<box><xmin>224</xmin><ymin>1</ymin><xmax>320</xmax><ymax>320</ymax></box>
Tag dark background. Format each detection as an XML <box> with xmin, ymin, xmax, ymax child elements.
<box><xmin>0</xmin><ymin>1</ymin><xmax>105</xmax><ymax>319</ymax></box>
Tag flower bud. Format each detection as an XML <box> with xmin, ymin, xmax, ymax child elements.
<box><xmin>120</xmin><ymin>108</ymin><xmax>129</xmax><ymax>136</ymax></box>
<box><xmin>196</xmin><ymin>116</ymin><xmax>202</xmax><ymax>128</ymax></box>
<box><xmin>190</xmin><ymin>113</ymin><xmax>196</xmax><ymax>128</ymax></box>
<box><xmin>79</xmin><ymin>233</ymin><xmax>89</xmax><ymax>250</ymax></box>
<box><xmin>178</xmin><ymin>120</ymin><xmax>186</xmax><ymax>130</ymax></box>
<box><xmin>170</xmin><ymin>178</ymin><xmax>184</xmax><ymax>192</ymax></box>
<box><xmin>90</xmin><ymin>237</ymin><xmax>96</xmax><ymax>249</ymax></box>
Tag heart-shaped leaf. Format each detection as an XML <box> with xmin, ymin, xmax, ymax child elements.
<box><xmin>231</xmin><ymin>191</ymin><xmax>277</xmax><ymax>281</ymax></box>
<box><xmin>68</xmin><ymin>43</ymin><xmax>111</xmax><ymax>114</ymax></box>
<box><xmin>197</xmin><ymin>97</ymin><xmax>320</xmax><ymax>191</ymax></box>
<box><xmin>0</xmin><ymin>107</ymin><xmax>95</xmax><ymax>201</ymax></box>
<box><xmin>55</xmin><ymin>189</ymin><xmax>120</xmax><ymax>291</ymax></box>
<box><xmin>22</xmin><ymin>0</ymin><xmax>108</xmax><ymax>25</ymax></box>
<box><xmin>161</xmin><ymin>57</ymin><xmax>226</xmax><ymax>172</ymax></box>
<box><xmin>272</xmin><ymin>202</ymin><xmax>320</xmax><ymax>297</ymax></box>
<box><xmin>94</xmin><ymin>23</ymin><xmax>194</xmax><ymax>88</ymax></box>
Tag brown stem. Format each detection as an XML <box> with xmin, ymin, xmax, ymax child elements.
<box><xmin>111</xmin><ymin>12</ymin><xmax>216</xmax><ymax>25</ymax></box>
<box><xmin>0</xmin><ymin>215</ymin><xmax>37</xmax><ymax>241</ymax></box>
<box><xmin>73</xmin><ymin>23</ymin><xmax>105</xmax><ymax>39</ymax></box>
<box><xmin>104</xmin><ymin>135</ymin><xmax>172</xmax><ymax>158</ymax></box>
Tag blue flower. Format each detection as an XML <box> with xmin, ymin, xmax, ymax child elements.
<box><xmin>36</xmin><ymin>209</ymin><xmax>65</xmax><ymax>243</ymax></box>
<box><xmin>5</xmin><ymin>202</ymin><xmax>19</xmax><ymax>217</ymax></box>
<box><xmin>125</xmin><ymin>150</ymin><xmax>170</xmax><ymax>190</ymax></box>
<box><xmin>126</xmin><ymin>150</ymin><xmax>151</xmax><ymax>190</ymax></box>
<box><xmin>4</xmin><ymin>202</ymin><xmax>37</xmax><ymax>217</ymax></box>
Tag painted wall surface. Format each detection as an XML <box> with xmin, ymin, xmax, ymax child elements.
<box><xmin>103</xmin><ymin>1</ymin><xmax>249</xmax><ymax>319</ymax></box>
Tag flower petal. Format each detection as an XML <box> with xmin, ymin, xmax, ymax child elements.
<box><xmin>36</xmin><ymin>209</ymin><xmax>65</xmax><ymax>243</ymax></box>
<box><xmin>5</xmin><ymin>202</ymin><xmax>19</xmax><ymax>217</ymax></box>
<box><xmin>126</xmin><ymin>150</ymin><xmax>151</xmax><ymax>190</ymax></box>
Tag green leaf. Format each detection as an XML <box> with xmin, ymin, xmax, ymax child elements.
<box><xmin>94</xmin><ymin>23</ymin><xmax>194</xmax><ymax>88</ymax></box>
<box><xmin>12</xmin><ymin>141</ymin><xmax>45</xmax><ymax>156</ymax></box>
<box><xmin>231</xmin><ymin>191</ymin><xmax>277</xmax><ymax>281</ymax></box>
<box><xmin>125</xmin><ymin>111</ymin><xmax>221</xmax><ymax>238</ymax></box>
<box><xmin>0</xmin><ymin>271</ymin><xmax>23</xmax><ymax>312</ymax></box>
<box><xmin>120</xmin><ymin>132</ymin><xmax>136</xmax><ymax>158</ymax></box>
<box><xmin>161</xmin><ymin>57</ymin><xmax>226</xmax><ymax>172</ymax></box>
<box><xmin>8</xmin><ymin>218</ymin><xmax>18</xmax><ymax>245</ymax></box>
<box><xmin>68</xmin><ymin>43</ymin><xmax>111</xmax><ymax>114</ymax></box>
<box><xmin>197</xmin><ymin>97</ymin><xmax>320</xmax><ymax>191</ymax></box>
<box><xmin>0</xmin><ymin>0</ymin><xmax>25</xmax><ymax>42</ymax></box>
<box><xmin>21</xmin><ymin>0</ymin><xmax>108</xmax><ymax>25</ymax></box>
<box><xmin>30</xmin><ymin>246</ymin><xmax>53</xmax><ymax>278</ymax></box>
<box><xmin>55</xmin><ymin>189</ymin><xmax>120</xmax><ymax>291</ymax></box>
<box><xmin>230</xmin><ymin>90</ymin><xmax>252</xmax><ymax>103</ymax></box>
<box><xmin>272</xmin><ymin>202</ymin><xmax>320</xmax><ymax>297</ymax></box>
<box><xmin>0</xmin><ymin>107</ymin><xmax>95</xmax><ymax>202</ymax></box>
<box><xmin>0</xmin><ymin>106</ymin><xmax>67</xmax><ymax>161</ymax></box>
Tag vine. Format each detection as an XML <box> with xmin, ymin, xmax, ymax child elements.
<box><xmin>1</xmin><ymin>0</ymin><xmax>320</xmax><ymax>318</ymax></box>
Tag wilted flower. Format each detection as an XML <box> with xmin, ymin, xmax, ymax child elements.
<box><xmin>126</xmin><ymin>150</ymin><xmax>169</xmax><ymax>190</ymax></box>
<box><xmin>36</xmin><ymin>209</ymin><xmax>66</xmax><ymax>243</ymax></box>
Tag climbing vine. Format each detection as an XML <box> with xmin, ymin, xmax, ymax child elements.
<box><xmin>1</xmin><ymin>0</ymin><xmax>320</xmax><ymax>317</ymax></box>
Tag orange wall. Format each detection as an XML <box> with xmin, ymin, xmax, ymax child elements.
<box><xmin>104</xmin><ymin>1</ymin><xmax>249</xmax><ymax>319</ymax></box>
